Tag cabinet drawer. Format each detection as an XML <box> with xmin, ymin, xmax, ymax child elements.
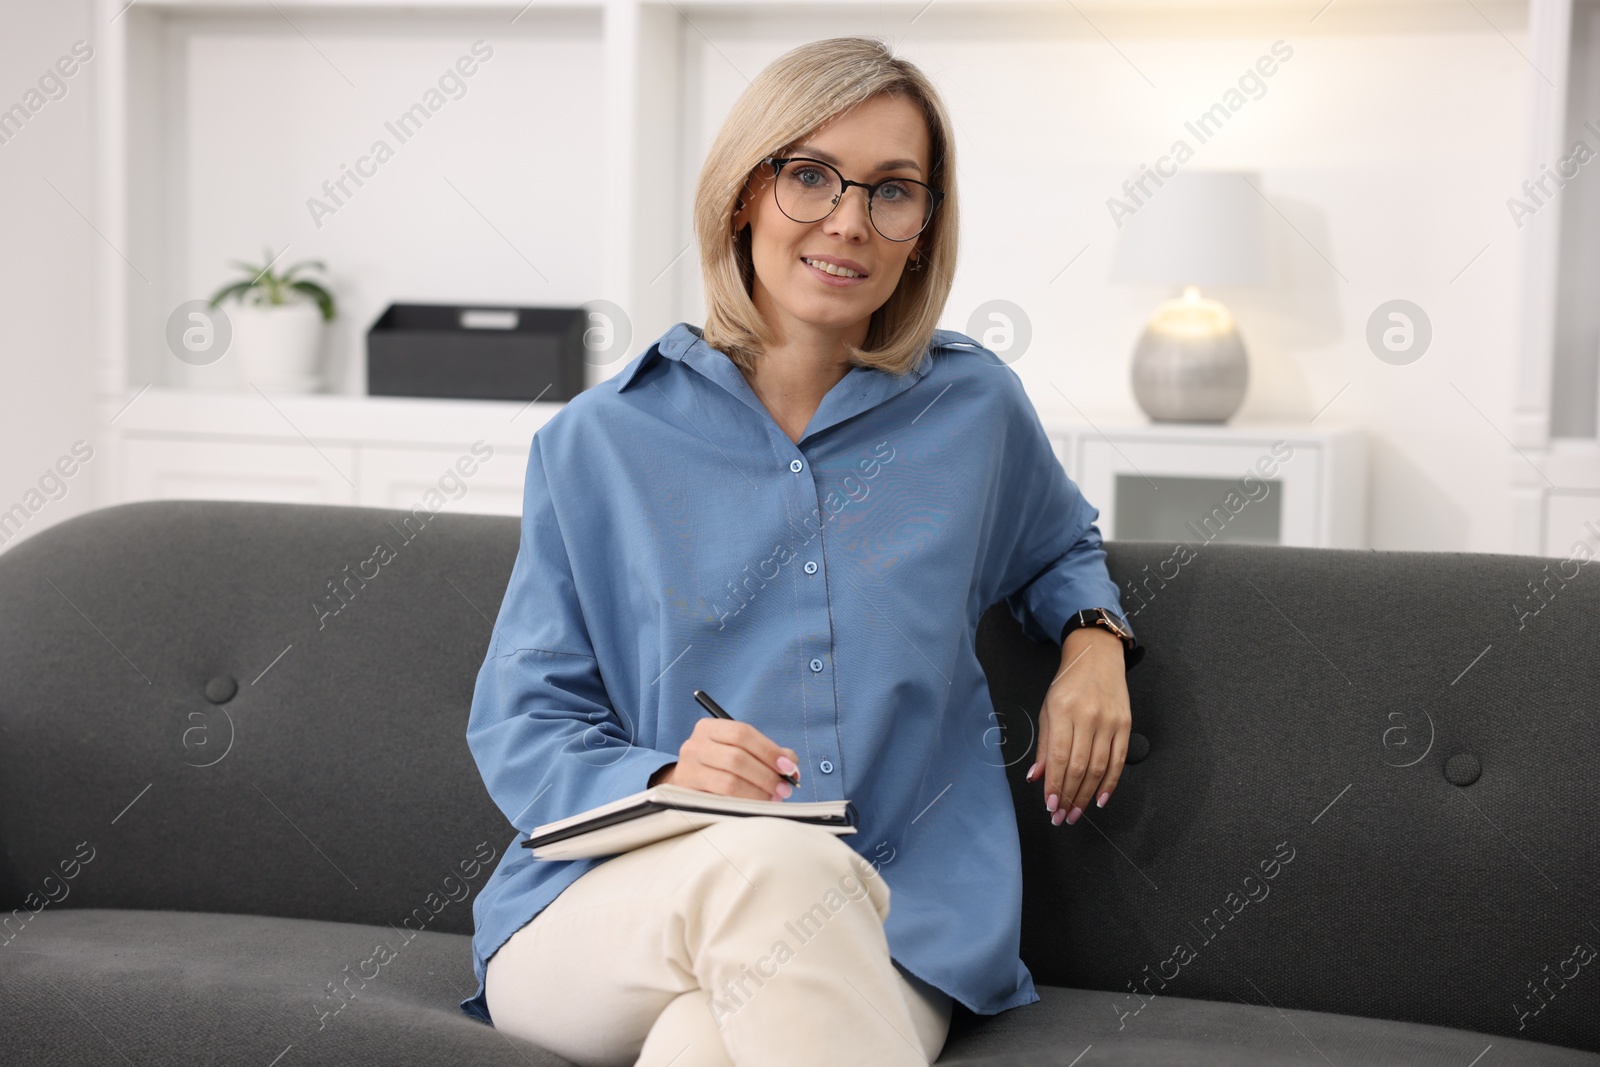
<box><xmin>121</xmin><ymin>437</ymin><xmax>357</xmax><ymax>505</ymax></box>
<box><xmin>1075</xmin><ymin>437</ymin><xmax>1323</xmax><ymax>547</ymax></box>
<box><xmin>355</xmin><ymin>445</ymin><xmax>528</xmax><ymax>517</ymax></box>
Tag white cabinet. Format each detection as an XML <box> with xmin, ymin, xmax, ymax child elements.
<box><xmin>355</xmin><ymin>445</ymin><xmax>528</xmax><ymax>518</ymax></box>
<box><xmin>113</xmin><ymin>391</ymin><xmax>1366</xmax><ymax>545</ymax></box>
<box><xmin>1044</xmin><ymin>420</ymin><xmax>1365</xmax><ymax>549</ymax></box>
<box><xmin>114</xmin><ymin>389</ymin><xmax>552</xmax><ymax>518</ymax></box>
<box><xmin>121</xmin><ymin>438</ymin><xmax>358</xmax><ymax>506</ymax></box>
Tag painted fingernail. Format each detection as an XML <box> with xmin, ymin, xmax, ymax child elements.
<box><xmin>1066</xmin><ymin>806</ymin><xmax>1083</xmax><ymax>825</ymax></box>
<box><xmin>1046</xmin><ymin>793</ymin><xmax>1058</xmax><ymax>813</ymax></box>
<box><xmin>1026</xmin><ymin>760</ymin><xmax>1040</xmax><ymax>780</ymax></box>
<box><xmin>1051</xmin><ymin>808</ymin><xmax>1066</xmax><ymax>826</ymax></box>
<box><xmin>1097</xmin><ymin>792</ymin><xmax>1110</xmax><ymax>808</ymax></box>
<box><xmin>775</xmin><ymin>782</ymin><xmax>792</xmax><ymax>799</ymax></box>
<box><xmin>777</xmin><ymin>755</ymin><xmax>798</xmax><ymax>775</ymax></box>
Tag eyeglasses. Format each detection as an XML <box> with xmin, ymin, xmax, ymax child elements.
<box><xmin>759</xmin><ymin>156</ymin><xmax>943</xmax><ymax>243</ymax></box>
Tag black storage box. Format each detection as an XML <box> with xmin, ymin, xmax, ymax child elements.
<box><xmin>366</xmin><ymin>303</ymin><xmax>587</xmax><ymax>402</ymax></box>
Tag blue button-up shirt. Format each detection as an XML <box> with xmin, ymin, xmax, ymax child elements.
<box><xmin>460</xmin><ymin>321</ymin><xmax>1141</xmax><ymax>1025</ymax></box>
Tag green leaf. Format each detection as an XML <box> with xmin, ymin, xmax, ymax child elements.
<box><xmin>290</xmin><ymin>279</ymin><xmax>337</xmax><ymax>321</ymax></box>
<box><xmin>280</xmin><ymin>259</ymin><xmax>327</xmax><ymax>281</ymax></box>
<box><xmin>216</xmin><ymin>246</ymin><xmax>331</xmax><ymax>311</ymax></box>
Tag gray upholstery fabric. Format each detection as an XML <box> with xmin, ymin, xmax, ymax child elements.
<box><xmin>0</xmin><ymin>500</ymin><xmax>515</xmax><ymax>935</ymax></box>
<box><xmin>937</xmin><ymin>986</ymin><xmax>1600</xmax><ymax>1066</ymax></box>
<box><xmin>6</xmin><ymin>911</ymin><xmax>1592</xmax><ymax>1067</ymax></box>
<box><xmin>2</xmin><ymin>500</ymin><xmax>1597</xmax><ymax>1065</ymax></box>
<box><xmin>1</xmin><ymin>910</ymin><xmax>563</xmax><ymax>1066</ymax></box>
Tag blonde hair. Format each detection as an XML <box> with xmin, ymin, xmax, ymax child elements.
<box><xmin>693</xmin><ymin>36</ymin><xmax>959</xmax><ymax>377</ymax></box>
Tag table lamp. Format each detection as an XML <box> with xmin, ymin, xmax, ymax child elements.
<box><xmin>1109</xmin><ymin>170</ymin><xmax>1270</xmax><ymax>423</ymax></box>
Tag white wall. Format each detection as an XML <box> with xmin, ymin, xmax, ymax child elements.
<box><xmin>678</xmin><ymin>2</ymin><xmax>1537</xmax><ymax>553</ymax></box>
<box><xmin>0</xmin><ymin>0</ymin><xmax>99</xmax><ymax>552</ymax></box>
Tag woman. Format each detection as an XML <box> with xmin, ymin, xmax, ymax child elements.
<box><xmin>460</xmin><ymin>36</ymin><xmax>1144</xmax><ymax>1066</ymax></box>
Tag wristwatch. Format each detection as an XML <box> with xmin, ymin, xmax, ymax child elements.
<box><xmin>1060</xmin><ymin>607</ymin><xmax>1144</xmax><ymax>670</ymax></box>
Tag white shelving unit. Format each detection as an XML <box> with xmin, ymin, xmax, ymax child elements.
<box><xmin>93</xmin><ymin>0</ymin><xmax>656</xmax><ymax>507</ymax></box>
<box><xmin>1510</xmin><ymin>0</ymin><xmax>1600</xmax><ymax>558</ymax></box>
<box><xmin>90</xmin><ymin>0</ymin><xmax>1465</xmax><ymax>413</ymax></box>
<box><xmin>84</xmin><ymin>0</ymin><xmax>1578</xmax><ymax>548</ymax></box>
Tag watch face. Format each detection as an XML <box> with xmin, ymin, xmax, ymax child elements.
<box><xmin>1069</xmin><ymin>609</ymin><xmax>1130</xmax><ymax>643</ymax></box>
<box><xmin>1095</xmin><ymin>610</ymin><xmax>1130</xmax><ymax>639</ymax></box>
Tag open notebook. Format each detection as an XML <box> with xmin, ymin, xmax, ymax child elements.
<box><xmin>521</xmin><ymin>783</ymin><xmax>858</xmax><ymax>861</ymax></box>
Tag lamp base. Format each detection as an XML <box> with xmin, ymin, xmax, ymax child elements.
<box><xmin>1130</xmin><ymin>287</ymin><xmax>1249</xmax><ymax>423</ymax></box>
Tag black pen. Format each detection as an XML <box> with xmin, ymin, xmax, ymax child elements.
<box><xmin>692</xmin><ymin>689</ymin><xmax>800</xmax><ymax>787</ymax></box>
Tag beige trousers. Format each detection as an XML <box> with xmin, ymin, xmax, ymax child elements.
<box><xmin>485</xmin><ymin>816</ymin><xmax>953</xmax><ymax>1066</ymax></box>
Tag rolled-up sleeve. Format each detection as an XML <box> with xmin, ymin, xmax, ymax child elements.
<box><xmin>994</xmin><ymin>376</ymin><xmax>1144</xmax><ymax>668</ymax></box>
<box><xmin>465</xmin><ymin>433</ymin><xmax>678</xmax><ymax>836</ymax></box>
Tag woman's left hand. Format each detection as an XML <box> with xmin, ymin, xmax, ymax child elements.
<box><xmin>1024</xmin><ymin>627</ymin><xmax>1131</xmax><ymax>826</ymax></box>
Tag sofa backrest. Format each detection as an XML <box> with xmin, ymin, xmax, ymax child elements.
<box><xmin>2</xmin><ymin>500</ymin><xmax>1596</xmax><ymax>1054</ymax></box>
<box><xmin>978</xmin><ymin>534</ymin><xmax>1600</xmax><ymax>1056</ymax></box>
<box><xmin>0</xmin><ymin>500</ymin><xmax>516</xmax><ymax>948</ymax></box>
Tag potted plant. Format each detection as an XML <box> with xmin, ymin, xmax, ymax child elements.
<box><xmin>208</xmin><ymin>248</ymin><xmax>337</xmax><ymax>391</ymax></box>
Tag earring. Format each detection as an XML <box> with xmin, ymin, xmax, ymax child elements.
<box><xmin>909</xmin><ymin>253</ymin><xmax>923</xmax><ymax>272</ymax></box>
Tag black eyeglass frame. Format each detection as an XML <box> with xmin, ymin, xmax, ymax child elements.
<box><xmin>759</xmin><ymin>156</ymin><xmax>945</xmax><ymax>243</ymax></box>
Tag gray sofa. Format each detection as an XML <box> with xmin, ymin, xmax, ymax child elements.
<box><xmin>2</xmin><ymin>499</ymin><xmax>1597</xmax><ymax>1066</ymax></box>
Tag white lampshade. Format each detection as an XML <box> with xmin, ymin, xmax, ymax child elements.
<box><xmin>1109</xmin><ymin>170</ymin><xmax>1269</xmax><ymax>288</ymax></box>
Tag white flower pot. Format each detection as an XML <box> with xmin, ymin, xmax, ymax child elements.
<box><xmin>229</xmin><ymin>302</ymin><xmax>325</xmax><ymax>391</ymax></box>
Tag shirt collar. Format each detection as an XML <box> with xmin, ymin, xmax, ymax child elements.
<box><xmin>611</xmin><ymin>322</ymin><xmax>702</xmax><ymax>393</ymax></box>
<box><xmin>613</xmin><ymin>321</ymin><xmax>978</xmax><ymax>395</ymax></box>
<box><xmin>613</xmin><ymin>321</ymin><xmax>986</xmax><ymax>446</ymax></box>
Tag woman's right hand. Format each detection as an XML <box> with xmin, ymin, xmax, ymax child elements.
<box><xmin>649</xmin><ymin>717</ymin><xmax>800</xmax><ymax>802</ymax></box>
